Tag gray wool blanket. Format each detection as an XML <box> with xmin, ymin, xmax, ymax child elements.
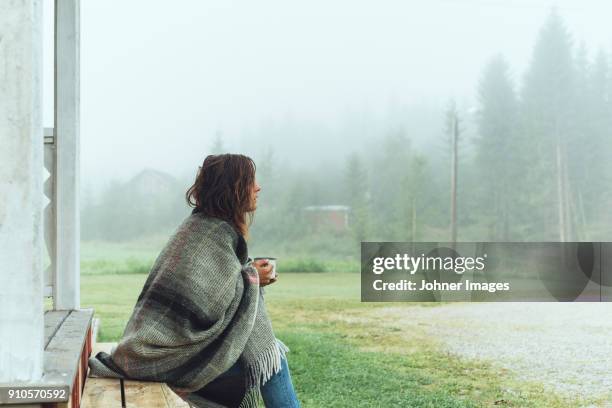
<box><xmin>88</xmin><ymin>214</ymin><xmax>289</xmax><ymax>408</ymax></box>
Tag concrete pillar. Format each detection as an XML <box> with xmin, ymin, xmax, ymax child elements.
<box><xmin>0</xmin><ymin>0</ymin><xmax>45</xmax><ymax>382</ymax></box>
<box><xmin>54</xmin><ymin>0</ymin><xmax>80</xmax><ymax>310</ymax></box>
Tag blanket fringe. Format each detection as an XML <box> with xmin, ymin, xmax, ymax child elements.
<box><xmin>276</xmin><ymin>338</ymin><xmax>290</xmax><ymax>355</ymax></box>
<box><xmin>238</xmin><ymin>387</ymin><xmax>260</xmax><ymax>408</ymax></box>
<box><xmin>247</xmin><ymin>338</ymin><xmax>290</xmax><ymax>388</ymax></box>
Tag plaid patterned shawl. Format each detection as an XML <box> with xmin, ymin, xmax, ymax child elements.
<box><xmin>88</xmin><ymin>214</ymin><xmax>288</xmax><ymax>407</ymax></box>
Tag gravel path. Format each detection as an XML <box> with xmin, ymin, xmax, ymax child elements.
<box><xmin>372</xmin><ymin>303</ymin><xmax>612</xmax><ymax>403</ymax></box>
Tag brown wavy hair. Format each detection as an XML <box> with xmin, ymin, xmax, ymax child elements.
<box><xmin>186</xmin><ymin>154</ymin><xmax>256</xmax><ymax>237</ymax></box>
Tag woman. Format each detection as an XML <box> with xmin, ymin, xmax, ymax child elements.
<box><xmin>89</xmin><ymin>154</ymin><xmax>300</xmax><ymax>408</ymax></box>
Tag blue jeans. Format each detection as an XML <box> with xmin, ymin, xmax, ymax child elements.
<box><xmin>219</xmin><ymin>357</ymin><xmax>300</xmax><ymax>408</ymax></box>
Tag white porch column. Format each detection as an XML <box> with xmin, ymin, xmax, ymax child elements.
<box><xmin>54</xmin><ymin>0</ymin><xmax>80</xmax><ymax>310</ymax></box>
<box><xmin>0</xmin><ymin>0</ymin><xmax>45</xmax><ymax>382</ymax></box>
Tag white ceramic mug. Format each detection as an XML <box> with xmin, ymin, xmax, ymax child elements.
<box><xmin>254</xmin><ymin>257</ymin><xmax>277</xmax><ymax>279</ymax></box>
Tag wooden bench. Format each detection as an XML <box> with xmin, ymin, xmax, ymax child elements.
<box><xmin>0</xmin><ymin>313</ymin><xmax>192</xmax><ymax>408</ymax></box>
<box><xmin>82</xmin><ymin>343</ymin><xmax>189</xmax><ymax>408</ymax></box>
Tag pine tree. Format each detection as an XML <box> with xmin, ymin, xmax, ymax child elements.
<box><xmin>444</xmin><ymin>100</ymin><xmax>461</xmax><ymax>243</ymax></box>
<box><xmin>345</xmin><ymin>153</ymin><xmax>370</xmax><ymax>243</ymax></box>
<box><xmin>402</xmin><ymin>155</ymin><xmax>428</xmax><ymax>241</ymax></box>
<box><xmin>475</xmin><ymin>55</ymin><xmax>518</xmax><ymax>240</ymax></box>
<box><xmin>521</xmin><ymin>9</ymin><xmax>575</xmax><ymax>240</ymax></box>
<box><xmin>369</xmin><ymin>128</ymin><xmax>412</xmax><ymax>240</ymax></box>
<box><xmin>582</xmin><ymin>49</ymin><xmax>612</xmax><ymax>237</ymax></box>
<box><xmin>255</xmin><ymin>146</ymin><xmax>276</xmax><ymax>208</ymax></box>
<box><xmin>567</xmin><ymin>42</ymin><xmax>592</xmax><ymax>239</ymax></box>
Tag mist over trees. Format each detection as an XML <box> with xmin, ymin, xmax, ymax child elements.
<box><xmin>83</xmin><ymin>10</ymin><xmax>612</xmax><ymax>262</ymax></box>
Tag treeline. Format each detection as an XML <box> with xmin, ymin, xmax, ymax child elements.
<box><xmin>252</xmin><ymin>10</ymin><xmax>612</xmax><ymax>250</ymax></box>
<box><xmin>81</xmin><ymin>169</ymin><xmax>187</xmax><ymax>241</ymax></box>
<box><xmin>471</xmin><ymin>10</ymin><xmax>612</xmax><ymax>242</ymax></box>
<box><xmin>83</xmin><ymin>11</ymin><xmax>612</xmax><ymax>261</ymax></box>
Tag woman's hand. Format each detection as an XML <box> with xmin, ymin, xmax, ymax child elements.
<box><xmin>252</xmin><ymin>259</ymin><xmax>277</xmax><ymax>287</ymax></box>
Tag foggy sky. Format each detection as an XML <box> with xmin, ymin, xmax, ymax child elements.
<box><xmin>42</xmin><ymin>0</ymin><xmax>612</xmax><ymax>190</ymax></box>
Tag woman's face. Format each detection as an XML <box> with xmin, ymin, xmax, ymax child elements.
<box><xmin>250</xmin><ymin>179</ymin><xmax>261</xmax><ymax>211</ymax></box>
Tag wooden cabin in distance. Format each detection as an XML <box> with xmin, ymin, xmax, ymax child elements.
<box><xmin>303</xmin><ymin>205</ymin><xmax>350</xmax><ymax>232</ymax></box>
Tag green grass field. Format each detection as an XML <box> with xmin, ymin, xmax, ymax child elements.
<box><xmin>81</xmin><ymin>268</ymin><xmax>582</xmax><ymax>407</ymax></box>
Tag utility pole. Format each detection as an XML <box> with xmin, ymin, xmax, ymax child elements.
<box><xmin>450</xmin><ymin>112</ymin><xmax>459</xmax><ymax>246</ymax></box>
<box><xmin>555</xmin><ymin>131</ymin><xmax>566</xmax><ymax>242</ymax></box>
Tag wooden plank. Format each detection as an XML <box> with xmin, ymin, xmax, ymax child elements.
<box><xmin>124</xmin><ymin>381</ymin><xmax>168</xmax><ymax>408</ymax></box>
<box><xmin>43</xmin><ymin>310</ymin><xmax>93</xmax><ymax>390</ymax></box>
<box><xmin>87</xmin><ymin>343</ymin><xmax>189</xmax><ymax>407</ymax></box>
<box><xmin>81</xmin><ymin>378</ymin><xmax>123</xmax><ymax>408</ymax></box>
<box><xmin>44</xmin><ymin>311</ymin><xmax>69</xmax><ymax>348</ymax></box>
<box><xmin>82</xmin><ymin>380</ymin><xmax>190</xmax><ymax>408</ymax></box>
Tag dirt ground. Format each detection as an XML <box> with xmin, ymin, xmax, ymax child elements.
<box><xmin>368</xmin><ymin>303</ymin><xmax>612</xmax><ymax>404</ymax></box>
